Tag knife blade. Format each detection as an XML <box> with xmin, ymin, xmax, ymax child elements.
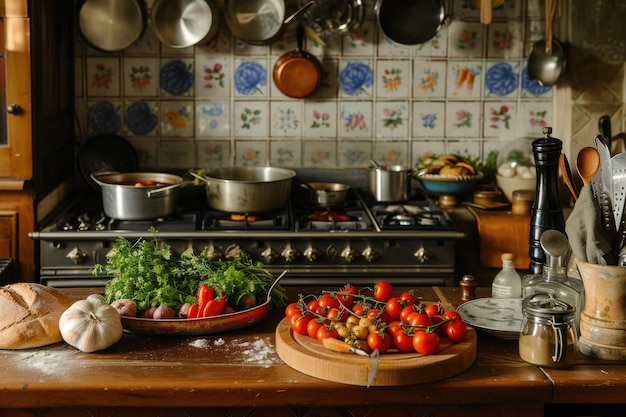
<box><xmin>321</xmin><ymin>338</ymin><xmax>379</xmax><ymax>388</ymax></box>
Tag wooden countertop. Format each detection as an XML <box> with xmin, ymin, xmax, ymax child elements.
<box><xmin>1</xmin><ymin>287</ymin><xmax>624</xmax><ymax>414</ymax></box>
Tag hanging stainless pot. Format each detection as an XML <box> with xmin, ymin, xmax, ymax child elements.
<box><xmin>224</xmin><ymin>0</ymin><xmax>314</xmax><ymax>45</ymax></box>
<box><xmin>78</xmin><ymin>0</ymin><xmax>145</xmax><ymax>52</ymax></box>
<box><xmin>375</xmin><ymin>0</ymin><xmax>447</xmax><ymax>46</ymax></box>
<box><xmin>190</xmin><ymin>167</ymin><xmax>296</xmax><ymax>213</ymax></box>
<box><xmin>367</xmin><ymin>162</ymin><xmax>416</xmax><ymax>202</ymax></box>
<box><xmin>300</xmin><ymin>0</ymin><xmax>364</xmax><ymax>35</ymax></box>
<box><xmin>91</xmin><ymin>172</ymin><xmax>186</xmax><ymax>220</ymax></box>
<box><xmin>151</xmin><ymin>0</ymin><xmax>219</xmax><ymax>48</ymax></box>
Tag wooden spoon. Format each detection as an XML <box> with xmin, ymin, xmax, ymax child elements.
<box><xmin>576</xmin><ymin>147</ymin><xmax>600</xmax><ymax>186</ymax></box>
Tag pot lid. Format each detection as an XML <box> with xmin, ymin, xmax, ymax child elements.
<box><xmin>79</xmin><ymin>0</ymin><xmax>145</xmax><ymax>52</ymax></box>
<box><xmin>77</xmin><ymin>134</ymin><xmax>139</xmax><ymax>192</ymax></box>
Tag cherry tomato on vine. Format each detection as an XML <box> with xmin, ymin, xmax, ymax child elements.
<box><xmin>407</xmin><ymin>311</ymin><xmax>433</xmax><ymax>328</ymax></box>
<box><xmin>285</xmin><ymin>302</ymin><xmax>300</xmax><ymax>319</ymax></box>
<box><xmin>337</xmin><ymin>284</ymin><xmax>358</xmax><ymax>308</ymax></box>
<box><xmin>393</xmin><ymin>328</ymin><xmax>416</xmax><ymax>353</ymax></box>
<box><xmin>373</xmin><ymin>280</ymin><xmax>394</xmax><ymax>302</ymax></box>
<box><xmin>424</xmin><ymin>302</ymin><xmax>443</xmax><ymax>318</ymax></box>
<box><xmin>316</xmin><ymin>324</ymin><xmax>339</xmax><ymax>344</ymax></box>
<box><xmin>318</xmin><ymin>293</ymin><xmax>340</xmax><ymax>311</ymax></box>
<box><xmin>400</xmin><ymin>305</ymin><xmax>418</xmax><ymax>323</ymax></box>
<box><xmin>386</xmin><ymin>320</ymin><xmax>403</xmax><ymax>336</ymax></box>
<box><xmin>290</xmin><ymin>313</ymin><xmax>310</xmax><ymax>335</ymax></box>
<box><xmin>385</xmin><ymin>297</ymin><xmax>404</xmax><ymax>320</ymax></box>
<box><xmin>306</xmin><ymin>299</ymin><xmax>324</xmax><ymax>315</ymax></box>
<box><xmin>413</xmin><ymin>330</ymin><xmax>440</xmax><ymax>355</ymax></box>
<box><xmin>400</xmin><ymin>291</ymin><xmax>420</xmax><ymax>306</ymax></box>
<box><xmin>443</xmin><ymin>310</ymin><xmax>462</xmax><ymax>322</ymax></box>
<box><xmin>366</xmin><ymin>308</ymin><xmax>383</xmax><ymax>321</ymax></box>
<box><xmin>367</xmin><ymin>331</ymin><xmax>392</xmax><ymax>353</ymax></box>
<box><xmin>307</xmin><ymin>319</ymin><xmax>323</xmax><ymax>339</ymax></box>
<box><xmin>445</xmin><ymin>319</ymin><xmax>468</xmax><ymax>342</ymax></box>
<box><xmin>326</xmin><ymin>307</ymin><xmax>347</xmax><ymax>322</ymax></box>
<box><xmin>352</xmin><ymin>304</ymin><xmax>365</xmax><ymax>317</ymax></box>
<box><xmin>430</xmin><ymin>314</ymin><xmax>447</xmax><ymax>336</ymax></box>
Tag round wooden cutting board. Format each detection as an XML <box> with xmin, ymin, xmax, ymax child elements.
<box><xmin>275</xmin><ymin>318</ymin><xmax>477</xmax><ymax>386</ymax></box>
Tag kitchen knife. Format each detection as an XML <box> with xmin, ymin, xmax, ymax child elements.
<box><xmin>321</xmin><ymin>338</ymin><xmax>380</xmax><ymax>388</ymax></box>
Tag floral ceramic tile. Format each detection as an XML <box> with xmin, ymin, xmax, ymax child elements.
<box><xmin>87</xmin><ymin>100</ymin><xmax>121</xmax><ymax>135</ymax></box>
<box><xmin>413</xmin><ymin>29</ymin><xmax>448</xmax><ymax>58</ymax></box>
<box><xmin>339</xmin><ymin>60</ymin><xmax>374</xmax><ymax>97</ymax></box>
<box><xmin>372</xmin><ymin>141</ymin><xmax>409</xmax><ymax>166</ymax></box>
<box><xmin>483</xmin><ymin>101</ymin><xmax>518</xmax><ymax>138</ymax></box>
<box><xmin>127</xmin><ymin>138</ymin><xmax>157</xmax><ymax>169</ymax></box>
<box><xmin>196</xmin><ymin>140</ymin><xmax>231</xmax><ymax>167</ymax></box>
<box><xmin>413</xmin><ymin>60</ymin><xmax>447</xmax><ymax>99</ymax></box>
<box><xmin>270</xmin><ymin>141</ymin><xmax>302</xmax><ymax>167</ymax></box>
<box><xmin>195</xmin><ymin>55</ymin><xmax>230</xmax><ymax>98</ymax></box>
<box><xmin>376</xmin><ymin>60</ymin><xmax>410</xmax><ymax>98</ymax></box>
<box><xmin>487</xmin><ymin>22</ymin><xmax>524</xmax><ymax>59</ymax></box>
<box><xmin>337</xmin><ymin>141</ymin><xmax>369</xmax><ymax>167</ymax></box>
<box><xmin>233</xmin><ymin>58</ymin><xmax>268</xmax><ymax>97</ymax></box>
<box><xmin>447</xmin><ymin>20</ymin><xmax>485</xmax><ymax>59</ymax></box>
<box><xmin>339</xmin><ymin>102</ymin><xmax>372</xmax><ymax>138</ymax></box>
<box><xmin>521</xmin><ymin>65</ymin><xmax>553</xmax><ymax>98</ymax></box>
<box><xmin>196</xmin><ymin>101</ymin><xmax>231</xmax><ymax>138</ymax></box>
<box><xmin>492</xmin><ymin>0</ymin><xmax>523</xmax><ymax>21</ymax></box>
<box><xmin>160</xmin><ymin>101</ymin><xmax>194</xmax><ymax>137</ymax></box>
<box><xmin>412</xmin><ymin>101</ymin><xmax>445</xmax><ymax>138</ymax></box>
<box><xmin>86</xmin><ymin>57</ymin><xmax>120</xmax><ymax>97</ymax></box>
<box><xmin>159</xmin><ymin>59</ymin><xmax>194</xmax><ymax>97</ymax></box>
<box><xmin>305</xmin><ymin>140</ymin><xmax>337</xmax><ymax>167</ymax></box>
<box><xmin>375</xmin><ymin>101</ymin><xmax>409</xmax><ymax>139</ymax></box>
<box><xmin>124</xmin><ymin>101</ymin><xmax>158</xmax><ymax>137</ymax></box>
<box><xmin>235</xmin><ymin>141</ymin><xmax>268</xmax><ymax>167</ymax></box>
<box><xmin>519</xmin><ymin>101</ymin><xmax>552</xmax><ymax>137</ymax></box>
<box><xmin>341</xmin><ymin>20</ymin><xmax>376</xmax><ymax>56</ymax></box>
<box><xmin>376</xmin><ymin>34</ymin><xmax>412</xmax><ymax>58</ymax></box>
<box><xmin>447</xmin><ymin>61</ymin><xmax>483</xmax><ymax>99</ymax></box>
<box><xmin>270</xmin><ymin>101</ymin><xmax>303</xmax><ymax>137</ymax></box>
<box><xmin>303</xmin><ymin>101</ymin><xmax>337</xmax><ymax>138</ymax></box>
<box><xmin>197</xmin><ymin>30</ymin><xmax>232</xmax><ymax>54</ymax></box>
<box><xmin>445</xmin><ymin>101</ymin><xmax>481</xmax><ymax>138</ymax></box>
<box><xmin>157</xmin><ymin>140</ymin><xmax>195</xmax><ymax>169</ymax></box>
<box><xmin>123</xmin><ymin>58</ymin><xmax>158</xmax><ymax>97</ymax></box>
<box><xmin>233</xmin><ymin>101</ymin><xmax>268</xmax><ymax>138</ymax></box>
<box><xmin>484</xmin><ymin>60</ymin><xmax>520</xmax><ymax>99</ymax></box>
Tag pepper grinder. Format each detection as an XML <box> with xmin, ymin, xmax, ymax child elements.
<box><xmin>459</xmin><ymin>275</ymin><xmax>477</xmax><ymax>302</ymax></box>
<box><xmin>529</xmin><ymin>127</ymin><xmax>565</xmax><ymax>275</ymax></box>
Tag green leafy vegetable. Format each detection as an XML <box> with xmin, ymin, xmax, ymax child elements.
<box><xmin>94</xmin><ymin>228</ymin><xmax>288</xmax><ymax>311</ymax></box>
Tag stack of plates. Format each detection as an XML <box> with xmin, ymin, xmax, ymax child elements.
<box><xmin>457</xmin><ymin>298</ymin><xmax>523</xmax><ymax>340</ymax></box>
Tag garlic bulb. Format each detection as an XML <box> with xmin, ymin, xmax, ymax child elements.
<box><xmin>59</xmin><ymin>294</ymin><xmax>123</xmax><ymax>353</ymax></box>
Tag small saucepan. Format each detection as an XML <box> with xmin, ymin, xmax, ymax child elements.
<box><xmin>298</xmin><ymin>180</ymin><xmax>350</xmax><ymax>207</ymax></box>
<box><xmin>273</xmin><ymin>23</ymin><xmax>322</xmax><ymax>98</ymax></box>
<box><xmin>375</xmin><ymin>0</ymin><xmax>447</xmax><ymax>46</ymax></box>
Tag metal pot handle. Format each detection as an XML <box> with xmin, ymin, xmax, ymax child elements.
<box><xmin>147</xmin><ymin>181</ymin><xmax>190</xmax><ymax>198</ymax></box>
<box><xmin>90</xmin><ymin>171</ymin><xmax>119</xmax><ymax>187</ymax></box>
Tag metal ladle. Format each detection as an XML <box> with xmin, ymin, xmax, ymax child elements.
<box><xmin>527</xmin><ymin>0</ymin><xmax>565</xmax><ymax>86</ymax></box>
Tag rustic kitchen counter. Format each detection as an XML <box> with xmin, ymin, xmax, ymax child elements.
<box><xmin>0</xmin><ymin>287</ymin><xmax>624</xmax><ymax>417</ymax></box>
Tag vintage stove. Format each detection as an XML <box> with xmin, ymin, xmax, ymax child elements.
<box><xmin>29</xmin><ymin>171</ymin><xmax>464</xmax><ymax>287</ymax></box>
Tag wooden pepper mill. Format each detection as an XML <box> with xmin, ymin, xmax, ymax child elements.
<box><xmin>459</xmin><ymin>275</ymin><xmax>477</xmax><ymax>302</ymax></box>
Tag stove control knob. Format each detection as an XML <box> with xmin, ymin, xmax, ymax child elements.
<box><xmin>205</xmin><ymin>244</ymin><xmax>222</xmax><ymax>261</ymax></box>
<box><xmin>281</xmin><ymin>245</ymin><xmax>299</xmax><ymax>263</ymax></box>
<box><xmin>225</xmin><ymin>244</ymin><xmax>242</xmax><ymax>260</ymax></box>
<box><xmin>66</xmin><ymin>247</ymin><xmax>88</xmax><ymax>264</ymax></box>
<box><xmin>304</xmin><ymin>247</ymin><xmax>321</xmax><ymax>262</ymax></box>
<box><xmin>341</xmin><ymin>247</ymin><xmax>358</xmax><ymax>263</ymax></box>
<box><xmin>261</xmin><ymin>247</ymin><xmax>279</xmax><ymax>263</ymax></box>
<box><xmin>414</xmin><ymin>247</ymin><xmax>431</xmax><ymax>263</ymax></box>
<box><xmin>362</xmin><ymin>247</ymin><xmax>378</xmax><ymax>263</ymax></box>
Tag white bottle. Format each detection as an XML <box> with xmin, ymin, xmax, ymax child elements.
<box><xmin>492</xmin><ymin>253</ymin><xmax>522</xmax><ymax>298</ymax></box>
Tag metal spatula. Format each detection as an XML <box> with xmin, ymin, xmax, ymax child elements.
<box><xmin>612</xmin><ymin>152</ymin><xmax>626</xmax><ymax>229</ymax></box>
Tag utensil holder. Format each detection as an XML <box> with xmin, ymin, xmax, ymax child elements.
<box><xmin>575</xmin><ymin>259</ymin><xmax>626</xmax><ymax>360</ymax></box>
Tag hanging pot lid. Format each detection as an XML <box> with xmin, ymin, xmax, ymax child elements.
<box><xmin>375</xmin><ymin>0</ymin><xmax>446</xmax><ymax>46</ymax></box>
<box><xmin>78</xmin><ymin>0</ymin><xmax>145</xmax><ymax>52</ymax></box>
<box><xmin>77</xmin><ymin>134</ymin><xmax>139</xmax><ymax>192</ymax></box>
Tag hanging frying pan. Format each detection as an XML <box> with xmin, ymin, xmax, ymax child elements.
<box><xmin>375</xmin><ymin>0</ymin><xmax>447</xmax><ymax>46</ymax></box>
<box><xmin>78</xmin><ymin>0</ymin><xmax>146</xmax><ymax>52</ymax></box>
<box><xmin>77</xmin><ymin>134</ymin><xmax>139</xmax><ymax>192</ymax></box>
<box><xmin>273</xmin><ymin>24</ymin><xmax>322</xmax><ymax>98</ymax></box>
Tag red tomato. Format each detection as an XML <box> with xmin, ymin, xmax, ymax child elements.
<box><xmin>393</xmin><ymin>328</ymin><xmax>415</xmax><ymax>353</ymax></box>
<box><xmin>316</xmin><ymin>324</ymin><xmax>339</xmax><ymax>344</ymax></box>
<box><xmin>337</xmin><ymin>284</ymin><xmax>358</xmax><ymax>308</ymax></box>
<box><xmin>285</xmin><ymin>302</ymin><xmax>300</xmax><ymax>318</ymax></box>
<box><xmin>443</xmin><ymin>310</ymin><xmax>462</xmax><ymax>322</ymax></box>
<box><xmin>400</xmin><ymin>291</ymin><xmax>420</xmax><ymax>306</ymax></box>
<box><xmin>290</xmin><ymin>314</ymin><xmax>310</xmax><ymax>335</ymax></box>
<box><xmin>430</xmin><ymin>314</ymin><xmax>447</xmax><ymax>336</ymax></box>
<box><xmin>318</xmin><ymin>293</ymin><xmax>340</xmax><ymax>310</ymax></box>
<box><xmin>386</xmin><ymin>320</ymin><xmax>403</xmax><ymax>336</ymax></box>
<box><xmin>366</xmin><ymin>308</ymin><xmax>382</xmax><ymax>321</ymax></box>
<box><xmin>367</xmin><ymin>331</ymin><xmax>392</xmax><ymax>353</ymax></box>
<box><xmin>326</xmin><ymin>307</ymin><xmax>347</xmax><ymax>322</ymax></box>
<box><xmin>424</xmin><ymin>302</ymin><xmax>443</xmax><ymax>318</ymax></box>
<box><xmin>446</xmin><ymin>320</ymin><xmax>468</xmax><ymax>342</ymax></box>
<box><xmin>407</xmin><ymin>311</ymin><xmax>433</xmax><ymax>328</ymax></box>
<box><xmin>413</xmin><ymin>330</ymin><xmax>440</xmax><ymax>355</ymax></box>
<box><xmin>306</xmin><ymin>299</ymin><xmax>324</xmax><ymax>315</ymax></box>
<box><xmin>307</xmin><ymin>319</ymin><xmax>323</xmax><ymax>339</ymax></box>
<box><xmin>352</xmin><ymin>303</ymin><xmax>365</xmax><ymax>317</ymax></box>
<box><xmin>385</xmin><ymin>297</ymin><xmax>404</xmax><ymax>320</ymax></box>
<box><xmin>373</xmin><ymin>280</ymin><xmax>394</xmax><ymax>302</ymax></box>
<box><xmin>400</xmin><ymin>305</ymin><xmax>418</xmax><ymax>323</ymax></box>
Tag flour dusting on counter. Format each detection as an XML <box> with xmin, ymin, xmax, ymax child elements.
<box><xmin>188</xmin><ymin>336</ymin><xmax>281</xmax><ymax>367</ymax></box>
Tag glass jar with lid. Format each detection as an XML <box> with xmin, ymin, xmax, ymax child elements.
<box><xmin>519</xmin><ymin>292</ymin><xmax>578</xmax><ymax>367</ymax></box>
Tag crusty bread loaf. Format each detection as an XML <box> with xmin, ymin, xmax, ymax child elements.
<box><xmin>0</xmin><ymin>283</ymin><xmax>73</xmax><ymax>349</ymax></box>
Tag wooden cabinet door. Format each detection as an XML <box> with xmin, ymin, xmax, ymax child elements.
<box><xmin>0</xmin><ymin>210</ymin><xmax>17</xmax><ymax>259</ymax></box>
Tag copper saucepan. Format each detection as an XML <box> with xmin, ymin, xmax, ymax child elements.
<box><xmin>273</xmin><ymin>23</ymin><xmax>322</xmax><ymax>98</ymax></box>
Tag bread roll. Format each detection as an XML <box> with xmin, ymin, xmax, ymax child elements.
<box><xmin>0</xmin><ymin>283</ymin><xmax>73</xmax><ymax>349</ymax></box>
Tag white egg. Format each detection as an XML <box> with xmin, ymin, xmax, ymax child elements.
<box><xmin>516</xmin><ymin>165</ymin><xmax>530</xmax><ymax>176</ymax></box>
<box><xmin>521</xmin><ymin>171</ymin><xmax>535</xmax><ymax>179</ymax></box>
<box><xmin>498</xmin><ymin>164</ymin><xmax>516</xmax><ymax>177</ymax></box>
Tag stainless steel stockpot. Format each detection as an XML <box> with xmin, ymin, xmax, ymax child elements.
<box><xmin>367</xmin><ymin>165</ymin><xmax>415</xmax><ymax>202</ymax></box>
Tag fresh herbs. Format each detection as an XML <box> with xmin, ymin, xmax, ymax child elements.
<box><xmin>94</xmin><ymin>228</ymin><xmax>288</xmax><ymax>311</ymax></box>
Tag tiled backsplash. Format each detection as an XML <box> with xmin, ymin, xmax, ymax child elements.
<box><xmin>74</xmin><ymin>0</ymin><xmax>554</xmax><ymax>170</ymax></box>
